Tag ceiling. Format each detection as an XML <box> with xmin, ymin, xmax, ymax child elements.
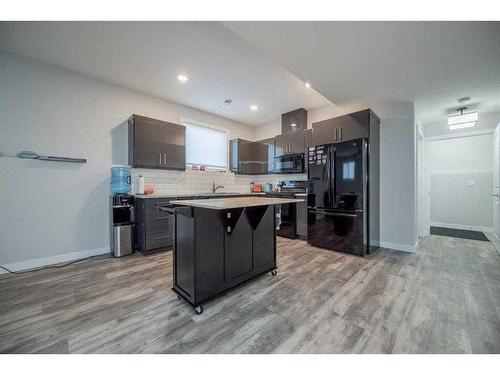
<box><xmin>2</xmin><ymin>22</ymin><xmax>499</xmax><ymax>126</ymax></box>
<box><xmin>0</xmin><ymin>21</ymin><xmax>330</xmax><ymax>126</ymax></box>
<box><xmin>225</xmin><ymin>21</ymin><xmax>500</xmax><ymax>124</ymax></box>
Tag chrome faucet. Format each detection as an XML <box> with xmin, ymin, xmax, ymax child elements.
<box><xmin>212</xmin><ymin>181</ymin><xmax>224</xmax><ymax>193</ymax></box>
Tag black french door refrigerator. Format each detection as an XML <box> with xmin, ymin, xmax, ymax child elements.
<box><xmin>307</xmin><ymin>139</ymin><xmax>369</xmax><ymax>256</ymax></box>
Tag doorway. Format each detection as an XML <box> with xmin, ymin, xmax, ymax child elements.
<box><xmin>423</xmin><ymin>130</ymin><xmax>495</xmax><ymax>239</ymax></box>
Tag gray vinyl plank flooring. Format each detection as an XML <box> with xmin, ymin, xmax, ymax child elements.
<box><xmin>0</xmin><ymin>235</ymin><xmax>499</xmax><ymax>353</ymax></box>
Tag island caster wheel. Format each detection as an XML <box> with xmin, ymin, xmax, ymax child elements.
<box><xmin>271</xmin><ymin>270</ymin><xmax>278</xmax><ymax>276</ymax></box>
<box><xmin>194</xmin><ymin>305</ymin><xmax>203</xmax><ymax>315</ymax></box>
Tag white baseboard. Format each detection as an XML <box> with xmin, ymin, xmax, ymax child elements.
<box><xmin>377</xmin><ymin>240</ymin><xmax>418</xmax><ymax>253</ymax></box>
<box><xmin>0</xmin><ymin>247</ymin><xmax>110</xmax><ymax>275</ymax></box>
<box><xmin>430</xmin><ymin>222</ymin><xmax>492</xmax><ymax>232</ymax></box>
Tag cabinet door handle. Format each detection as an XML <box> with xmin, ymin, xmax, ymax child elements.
<box><xmin>339</xmin><ymin>127</ymin><xmax>342</xmax><ymax>140</ymax></box>
<box><xmin>154</xmin><ymin>235</ymin><xmax>170</xmax><ymax>240</ymax></box>
<box><xmin>159</xmin><ymin>153</ymin><xmax>162</xmax><ymax>164</ymax></box>
<box><xmin>333</xmin><ymin>128</ymin><xmax>337</xmax><ymax>141</ymax></box>
<box><xmin>163</xmin><ymin>153</ymin><xmax>167</xmax><ymax>165</ymax></box>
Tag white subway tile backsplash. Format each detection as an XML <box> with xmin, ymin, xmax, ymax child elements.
<box><xmin>131</xmin><ymin>168</ymin><xmax>307</xmax><ymax>195</ymax></box>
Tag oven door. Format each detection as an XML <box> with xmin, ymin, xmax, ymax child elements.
<box><xmin>273</xmin><ymin>154</ymin><xmax>304</xmax><ymax>174</ymax></box>
<box><xmin>276</xmin><ymin>202</ymin><xmax>297</xmax><ymax>238</ymax></box>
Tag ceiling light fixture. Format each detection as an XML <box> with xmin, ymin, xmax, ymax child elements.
<box><xmin>177</xmin><ymin>75</ymin><xmax>188</xmax><ymax>82</ymax></box>
<box><xmin>224</xmin><ymin>99</ymin><xmax>232</xmax><ymax>105</ymax></box>
<box><xmin>448</xmin><ymin>107</ymin><xmax>478</xmax><ymax>130</ymax></box>
<box><xmin>250</xmin><ymin>105</ymin><xmax>258</xmax><ymax>111</ymax></box>
<box><xmin>304</xmin><ymin>82</ymin><xmax>311</xmax><ymax>89</ymax></box>
<box><xmin>290</xmin><ymin>123</ymin><xmax>297</xmax><ymax>127</ymax></box>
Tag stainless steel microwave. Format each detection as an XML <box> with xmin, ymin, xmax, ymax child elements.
<box><xmin>273</xmin><ymin>153</ymin><xmax>305</xmax><ymax>174</ymax></box>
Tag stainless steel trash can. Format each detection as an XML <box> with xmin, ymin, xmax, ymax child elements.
<box><xmin>112</xmin><ymin>224</ymin><xmax>134</xmax><ymax>257</ymax></box>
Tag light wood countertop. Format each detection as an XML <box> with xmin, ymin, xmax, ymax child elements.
<box><xmin>169</xmin><ymin>196</ymin><xmax>304</xmax><ymax>210</ymax></box>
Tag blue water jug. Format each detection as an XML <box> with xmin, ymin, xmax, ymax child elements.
<box><xmin>111</xmin><ymin>167</ymin><xmax>131</xmax><ymax>194</ymax></box>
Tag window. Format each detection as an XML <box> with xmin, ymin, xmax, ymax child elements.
<box><xmin>183</xmin><ymin>120</ymin><xmax>228</xmax><ymax>170</ymax></box>
<box><xmin>342</xmin><ymin>161</ymin><xmax>355</xmax><ymax>180</ymax></box>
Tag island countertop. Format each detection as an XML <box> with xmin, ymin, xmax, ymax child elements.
<box><xmin>169</xmin><ymin>196</ymin><xmax>304</xmax><ymax>210</ymax></box>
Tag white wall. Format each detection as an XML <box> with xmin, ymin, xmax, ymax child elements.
<box><xmin>427</xmin><ymin>133</ymin><xmax>493</xmax><ymax>231</ymax></box>
<box><xmin>0</xmin><ymin>52</ymin><xmax>255</xmax><ymax>271</ymax></box>
<box><xmin>254</xmin><ymin>101</ymin><xmax>418</xmax><ymax>252</ymax></box>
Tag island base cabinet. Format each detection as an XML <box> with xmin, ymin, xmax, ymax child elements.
<box><xmin>172</xmin><ymin>205</ymin><xmax>277</xmax><ymax>312</ymax></box>
<box><xmin>248</xmin><ymin>205</ymin><xmax>276</xmax><ymax>268</ymax></box>
<box><xmin>173</xmin><ymin>207</ymin><xmax>196</xmax><ymax>299</ymax></box>
<box><xmin>224</xmin><ymin>208</ymin><xmax>253</xmax><ymax>280</ymax></box>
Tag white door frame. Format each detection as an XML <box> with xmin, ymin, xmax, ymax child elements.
<box><xmin>419</xmin><ymin>128</ymin><xmax>495</xmax><ymax>237</ymax></box>
<box><xmin>417</xmin><ymin>126</ymin><xmax>428</xmax><ymax>237</ymax></box>
<box><xmin>493</xmin><ymin>123</ymin><xmax>500</xmax><ymax>240</ymax></box>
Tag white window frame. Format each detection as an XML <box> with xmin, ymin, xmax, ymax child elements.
<box><xmin>181</xmin><ymin>117</ymin><xmax>230</xmax><ymax>171</ymax></box>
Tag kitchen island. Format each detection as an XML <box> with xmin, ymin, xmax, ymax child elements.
<box><xmin>162</xmin><ymin>197</ymin><xmax>303</xmax><ymax>314</ymax></box>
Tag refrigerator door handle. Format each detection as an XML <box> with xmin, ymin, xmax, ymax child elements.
<box><xmin>329</xmin><ymin>146</ymin><xmax>336</xmax><ymax>207</ymax></box>
<box><xmin>309</xmin><ymin>209</ymin><xmax>358</xmax><ymax>218</ymax></box>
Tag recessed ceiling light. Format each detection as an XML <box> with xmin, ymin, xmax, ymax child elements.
<box><xmin>177</xmin><ymin>75</ymin><xmax>188</xmax><ymax>82</ymax></box>
<box><xmin>304</xmin><ymin>82</ymin><xmax>311</xmax><ymax>89</ymax></box>
<box><xmin>250</xmin><ymin>105</ymin><xmax>258</xmax><ymax>111</ymax></box>
<box><xmin>290</xmin><ymin>123</ymin><xmax>297</xmax><ymax>127</ymax></box>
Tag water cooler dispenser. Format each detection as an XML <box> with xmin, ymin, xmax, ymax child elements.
<box><xmin>110</xmin><ymin>194</ymin><xmax>135</xmax><ymax>257</ymax></box>
<box><xmin>110</xmin><ymin>167</ymin><xmax>134</xmax><ymax>257</ymax></box>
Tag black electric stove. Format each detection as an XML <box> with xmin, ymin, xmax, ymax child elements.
<box><xmin>266</xmin><ymin>181</ymin><xmax>307</xmax><ymax>238</ymax></box>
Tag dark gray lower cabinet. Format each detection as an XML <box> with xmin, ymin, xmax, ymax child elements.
<box><xmin>135</xmin><ymin>194</ymin><xmax>258</xmax><ymax>255</ymax></box>
<box><xmin>172</xmin><ymin>205</ymin><xmax>276</xmax><ymax>311</ymax></box>
<box><xmin>135</xmin><ymin>198</ymin><xmax>173</xmax><ymax>255</ymax></box>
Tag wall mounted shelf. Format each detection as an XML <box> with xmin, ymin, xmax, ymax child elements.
<box><xmin>16</xmin><ymin>150</ymin><xmax>87</xmax><ymax>163</ymax></box>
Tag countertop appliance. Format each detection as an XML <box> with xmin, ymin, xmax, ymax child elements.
<box><xmin>263</xmin><ymin>183</ymin><xmax>273</xmax><ymax>193</ymax></box>
<box><xmin>273</xmin><ymin>153</ymin><xmax>305</xmax><ymax>174</ymax></box>
<box><xmin>110</xmin><ymin>194</ymin><xmax>135</xmax><ymax>257</ymax></box>
<box><xmin>307</xmin><ymin>139</ymin><xmax>369</xmax><ymax>256</ymax></box>
<box><xmin>266</xmin><ymin>180</ymin><xmax>307</xmax><ymax>238</ymax></box>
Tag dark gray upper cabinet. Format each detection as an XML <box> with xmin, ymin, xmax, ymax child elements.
<box><xmin>128</xmin><ymin>114</ymin><xmax>186</xmax><ymax>170</ymax></box>
<box><xmin>230</xmin><ymin>138</ymin><xmax>269</xmax><ymax>175</ymax></box>
<box><xmin>282</xmin><ymin>108</ymin><xmax>307</xmax><ymax>134</ymax></box>
<box><xmin>258</xmin><ymin>137</ymin><xmax>275</xmax><ymax>173</ymax></box>
<box><xmin>311</xmin><ymin>109</ymin><xmax>377</xmax><ymax>145</ymax></box>
<box><xmin>274</xmin><ymin>130</ymin><xmax>306</xmax><ymax>157</ymax></box>
<box><xmin>304</xmin><ymin>128</ymin><xmax>313</xmax><ymax>149</ymax></box>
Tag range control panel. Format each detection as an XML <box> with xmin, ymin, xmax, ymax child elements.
<box><xmin>308</xmin><ymin>145</ymin><xmax>328</xmax><ymax>165</ymax></box>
